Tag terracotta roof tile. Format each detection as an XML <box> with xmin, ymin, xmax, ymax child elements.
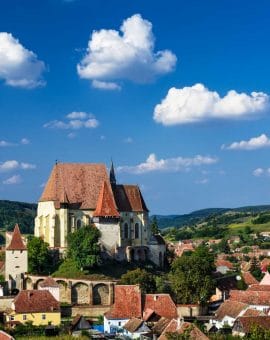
<box><xmin>106</xmin><ymin>285</ymin><xmax>142</xmax><ymax>319</ymax></box>
<box><xmin>215</xmin><ymin>259</ymin><xmax>234</xmax><ymax>269</ymax></box>
<box><xmin>123</xmin><ymin>318</ymin><xmax>144</xmax><ymax>333</ymax></box>
<box><xmin>40</xmin><ymin>163</ymin><xmax>109</xmax><ymax>209</ymax></box>
<box><xmin>247</xmin><ymin>284</ymin><xmax>270</xmax><ymax>291</ymax></box>
<box><xmin>93</xmin><ymin>181</ymin><xmax>120</xmax><ymax>218</ymax></box>
<box><xmin>235</xmin><ymin>316</ymin><xmax>270</xmax><ymax>333</ymax></box>
<box><xmin>242</xmin><ymin>272</ymin><xmax>259</xmax><ymax>286</ymax></box>
<box><xmin>159</xmin><ymin>319</ymin><xmax>209</xmax><ymax>340</ymax></box>
<box><xmin>215</xmin><ymin>300</ymin><xmax>248</xmax><ymax>321</ymax></box>
<box><xmin>230</xmin><ymin>289</ymin><xmax>270</xmax><ymax>305</ymax></box>
<box><xmin>39</xmin><ymin>276</ymin><xmax>59</xmax><ymax>288</ymax></box>
<box><xmin>152</xmin><ymin>317</ymin><xmax>171</xmax><ymax>335</ymax></box>
<box><xmin>242</xmin><ymin>309</ymin><xmax>265</xmax><ymax>317</ymax></box>
<box><xmin>13</xmin><ymin>290</ymin><xmax>60</xmax><ymax>313</ymax></box>
<box><xmin>6</xmin><ymin>224</ymin><xmax>26</xmax><ymax>251</ymax></box>
<box><xmin>143</xmin><ymin>294</ymin><xmax>177</xmax><ymax>320</ymax></box>
<box><xmin>0</xmin><ymin>330</ymin><xmax>14</xmax><ymax>340</ymax></box>
<box><xmin>113</xmin><ymin>185</ymin><xmax>148</xmax><ymax>212</ymax></box>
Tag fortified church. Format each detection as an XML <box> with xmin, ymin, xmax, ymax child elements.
<box><xmin>34</xmin><ymin>162</ymin><xmax>165</xmax><ymax>267</ymax></box>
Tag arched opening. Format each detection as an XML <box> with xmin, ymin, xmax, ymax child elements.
<box><xmin>135</xmin><ymin>223</ymin><xmax>139</xmax><ymax>239</ymax></box>
<box><xmin>124</xmin><ymin>223</ymin><xmax>129</xmax><ymax>239</ymax></box>
<box><xmin>35</xmin><ymin>279</ymin><xmax>45</xmax><ymax>289</ymax></box>
<box><xmin>56</xmin><ymin>280</ymin><xmax>69</xmax><ymax>303</ymax></box>
<box><xmin>25</xmin><ymin>277</ymin><xmax>33</xmax><ymax>290</ymax></box>
<box><xmin>71</xmin><ymin>282</ymin><xmax>89</xmax><ymax>305</ymax></box>
<box><xmin>93</xmin><ymin>284</ymin><xmax>109</xmax><ymax>305</ymax></box>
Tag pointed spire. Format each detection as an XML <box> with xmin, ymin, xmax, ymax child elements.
<box><xmin>6</xmin><ymin>224</ymin><xmax>26</xmax><ymax>250</ymax></box>
<box><xmin>94</xmin><ymin>181</ymin><xmax>120</xmax><ymax>218</ymax></box>
<box><xmin>110</xmin><ymin>159</ymin><xmax>116</xmax><ymax>186</ymax></box>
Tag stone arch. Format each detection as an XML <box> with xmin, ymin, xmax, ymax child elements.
<box><xmin>93</xmin><ymin>284</ymin><xmax>109</xmax><ymax>305</ymax></box>
<box><xmin>56</xmin><ymin>280</ymin><xmax>69</xmax><ymax>303</ymax></box>
<box><xmin>25</xmin><ymin>277</ymin><xmax>33</xmax><ymax>290</ymax></box>
<box><xmin>35</xmin><ymin>278</ymin><xmax>45</xmax><ymax>289</ymax></box>
<box><xmin>71</xmin><ymin>282</ymin><xmax>89</xmax><ymax>305</ymax></box>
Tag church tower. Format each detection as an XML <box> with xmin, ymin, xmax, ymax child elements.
<box><xmin>110</xmin><ymin>161</ymin><xmax>116</xmax><ymax>186</ymax></box>
<box><xmin>5</xmin><ymin>224</ymin><xmax>28</xmax><ymax>291</ymax></box>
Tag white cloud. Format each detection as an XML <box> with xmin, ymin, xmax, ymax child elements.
<box><xmin>223</xmin><ymin>134</ymin><xmax>270</xmax><ymax>150</ymax></box>
<box><xmin>0</xmin><ymin>160</ymin><xmax>36</xmax><ymax>172</ymax></box>
<box><xmin>123</xmin><ymin>137</ymin><xmax>133</xmax><ymax>143</ymax></box>
<box><xmin>92</xmin><ymin>80</ymin><xmax>121</xmax><ymax>91</ymax></box>
<box><xmin>20</xmin><ymin>138</ymin><xmax>30</xmax><ymax>145</ymax></box>
<box><xmin>77</xmin><ymin>14</ymin><xmax>177</xmax><ymax>89</ymax></box>
<box><xmin>3</xmin><ymin>174</ymin><xmax>22</xmax><ymax>185</ymax></box>
<box><xmin>44</xmin><ymin>111</ymin><xmax>99</xmax><ymax>130</ymax></box>
<box><xmin>0</xmin><ymin>32</ymin><xmax>45</xmax><ymax>88</ymax></box>
<box><xmin>154</xmin><ymin>83</ymin><xmax>269</xmax><ymax>125</ymax></box>
<box><xmin>117</xmin><ymin>153</ymin><xmax>218</xmax><ymax>174</ymax></box>
<box><xmin>195</xmin><ymin>178</ymin><xmax>209</xmax><ymax>184</ymax></box>
<box><xmin>0</xmin><ymin>140</ymin><xmax>14</xmax><ymax>147</ymax></box>
<box><xmin>67</xmin><ymin>132</ymin><xmax>76</xmax><ymax>139</ymax></box>
<box><xmin>253</xmin><ymin>168</ymin><xmax>264</xmax><ymax>177</ymax></box>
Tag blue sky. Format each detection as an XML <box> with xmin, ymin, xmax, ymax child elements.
<box><xmin>1</xmin><ymin>0</ymin><xmax>270</xmax><ymax>214</ymax></box>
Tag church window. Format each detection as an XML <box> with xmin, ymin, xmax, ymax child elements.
<box><xmin>124</xmin><ymin>223</ymin><xmax>129</xmax><ymax>239</ymax></box>
<box><xmin>135</xmin><ymin>223</ymin><xmax>139</xmax><ymax>239</ymax></box>
<box><xmin>76</xmin><ymin>219</ymin><xmax>82</xmax><ymax>229</ymax></box>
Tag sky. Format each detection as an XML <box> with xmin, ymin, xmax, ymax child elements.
<box><xmin>1</xmin><ymin>0</ymin><xmax>270</xmax><ymax>215</ymax></box>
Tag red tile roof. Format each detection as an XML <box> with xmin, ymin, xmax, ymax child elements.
<box><xmin>113</xmin><ymin>185</ymin><xmax>148</xmax><ymax>212</ymax></box>
<box><xmin>215</xmin><ymin>259</ymin><xmax>234</xmax><ymax>269</ymax></box>
<box><xmin>242</xmin><ymin>309</ymin><xmax>265</xmax><ymax>317</ymax></box>
<box><xmin>13</xmin><ymin>290</ymin><xmax>60</xmax><ymax>313</ymax></box>
<box><xmin>143</xmin><ymin>294</ymin><xmax>177</xmax><ymax>321</ymax></box>
<box><xmin>242</xmin><ymin>272</ymin><xmax>259</xmax><ymax>286</ymax></box>
<box><xmin>39</xmin><ymin>276</ymin><xmax>59</xmax><ymax>288</ymax></box>
<box><xmin>247</xmin><ymin>284</ymin><xmax>270</xmax><ymax>292</ymax></box>
<box><xmin>106</xmin><ymin>285</ymin><xmax>142</xmax><ymax>319</ymax></box>
<box><xmin>6</xmin><ymin>224</ymin><xmax>26</xmax><ymax>251</ymax></box>
<box><xmin>235</xmin><ymin>316</ymin><xmax>270</xmax><ymax>333</ymax></box>
<box><xmin>93</xmin><ymin>181</ymin><xmax>120</xmax><ymax>218</ymax></box>
<box><xmin>0</xmin><ymin>330</ymin><xmax>14</xmax><ymax>340</ymax></box>
<box><xmin>159</xmin><ymin>319</ymin><xmax>209</xmax><ymax>340</ymax></box>
<box><xmin>230</xmin><ymin>289</ymin><xmax>270</xmax><ymax>305</ymax></box>
<box><xmin>40</xmin><ymin>163</ymin><xmax>109</xmax><ymax>209</ymax></box>
<box><xmin>215</xmin><ymin>300</ymin><xmax>248</xmax><ymax>321</ymax></box>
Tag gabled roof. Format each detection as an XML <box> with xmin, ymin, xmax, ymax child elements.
<box><xmin>13</xmin><ymin>290</ymin><xmax>60</xmax><ymax>313</ymax></box>
<box><xmin>234</xmin><ymin>316</ymin><xmax>270</xmax><ymax>333</ymax></box>
<box><xmin>106</xmin><ymin>285</ymin><xmax>142</xmax><ymax>319</ymax></box>
<box><xmin>215</xmin><ymin>300</ymin><xmax>248</xmax><ymax>321</ymax></box>
<box><xmin>123</xmin><ymin>318</ymin><xmax>144</xmax><ymax>333</ymax></box>
<box><xmin>260</xmin><ymin>271</ymin><xmax>270</xmax><ymax>285</ymax></box>
<box><xmin>93</xmin><ymin>181</ymin><xmax>120</xmax><ymax>218</ymax></box>
<box><xmin>230</xmin><ymin>289</ymin><xmax>270</xmax><ymax>306</ymax></box>
<box><xmin>6</xmin><ymin>224</ymin><xmax>26</xmax><ymax>251</ymax></box>
<box><xmin>39</xmin><ymin>276</ymin><xmax>59</xmax><ymax>288</ymax></box>
<box><xmin>40</xmin><ymin>163</ymin><xmax>109</xmax><ymax>209</ymax></box>
<box><xmin>215</xmin><ymin>259</ymin><xmax>234</xmax><ymax>269</ymax></box>
<box><xmin>112</xmin><ymin>185</ymin><xmax>149</xmax><ymax>212</ymax></box>
<box><xmin>158</xmin><ymin>319</ymin><xmax>209</xmax><ymax>340</ymax></box>
<box><xmin>152</xmin><ymin>317</ymin><xmax>171</xmax><ymax>336</ymax></box>
<box><xmin>143</xmin><ymin>294</ymin><xmax>177</xmax><ymax>320</ymax></box>
<box><xmin>242</xmin><ymin>309</ymin><xmax>265</xmax><ymax>317</ymax></box>
<box><xmin>242</xmin><ymin>272</ymin><xmax>259</xmax><ymax>286</ymax></box>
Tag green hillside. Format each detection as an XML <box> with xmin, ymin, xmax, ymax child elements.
<box><xmin>0</xmin><ymin>200</ymin><xmax>37</xmax><ymax>235</ymax></box>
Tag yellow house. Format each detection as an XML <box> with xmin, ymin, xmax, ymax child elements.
<box><xmin>5</xmin><ymin>290</ymin><xmax>60</xmax><ymax>326</ymax></box>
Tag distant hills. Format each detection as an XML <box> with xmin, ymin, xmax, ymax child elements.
<box><xmin>153</xmin><ymin>205</ymin><xmax>270</xmax><ymax>230</ymax></box>
<box><xmin>0</xmin><ymin>200</ymin><xmax>36</xmax><ymax>235</ymax></box>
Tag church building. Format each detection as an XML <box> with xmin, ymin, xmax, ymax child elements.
<box><xmin>35</xmin><ymin>162</ymin><xmax>165</xmax><ymax>267</ymax></box>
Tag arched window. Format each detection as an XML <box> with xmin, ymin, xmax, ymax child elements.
<box><xmin>76</xmin><ymin>219</ymin><xmax>82</xmax><ymax>229</ymax></box>
<box><xmin>124</xmin><ymin>223</ymin><xmax>129</xmax><ymax>239</ymax></box>
<box><xmin>135</xmin><ymin>223</ymin><xmax>139</xmax><ymax>239</ymax></box>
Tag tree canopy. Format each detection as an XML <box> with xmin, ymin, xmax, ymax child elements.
<box><xmin>120</xmin><ymin>268</ymin><xmax>156</xmax><ymax>294</ymax></box>
<box><xmin>67</xmin><ymin>225</ymin><xmax>101</xmax><ymax>269</ymax></box>
<box><xmin>28</xmin><ymin>236</ymin><xmax>51</xmax><ymax>274</ymax></box>
<box><xmin>169</xmin><ymin>245</ymin><xmax>215</xmax><ymax>304</ymax></box>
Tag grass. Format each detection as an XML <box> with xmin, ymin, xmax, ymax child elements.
<box><xmin>228</xmin><ymin>218</ymin><xmax>270</xmax><ymax>235</ymax></box>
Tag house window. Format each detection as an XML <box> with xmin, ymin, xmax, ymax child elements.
<box><xmin>42</xmin><ymin>314</ymin><xmax>46</xmax><ymax>320</ymax></box>
<box><xmin>10</xmin><ymin>316</ymin><xmax>14</xmax><ymax>321</ymax></box>
<box><xmin>76</xmin><ymin>219</ymin><xmax>82</xmax><ymax>229</ymax></box>
<box><xmin>23</xmin><ymin>314</ymin><xmax>27</xmax><ymax>321</ymax></box>
<box><xmin>118</xmin><ymin>321</ymin><xmax>121</xmax><ymax>326</ymax></box>
<box><xmin>124</xmin><ymin>223</ymin><xmax>129</xmax><ymax>239</ymax></box>
<box><xmin>135</xmin><ymin>223</ymin><xmax>139</xmax><ymax>239</ymax></box>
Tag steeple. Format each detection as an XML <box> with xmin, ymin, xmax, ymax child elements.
<box><xmin>6</xmin><ymin>224</ymin><xmax>26</xmax><ymax>251</ymax></box>
<box><xmin>110</xmin><ymin>160</ymin><xmax>116</xmax><ymax>186</ymax></box>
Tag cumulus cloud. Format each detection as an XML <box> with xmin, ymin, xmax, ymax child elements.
<box><xmin>20</xmin><ymin>138</ymin><xmax>30</xmax><ymax>145</ymax></box>
<box><xmin>223</xmin><ymin>134</ymin><xmax>270</xmax><ymax>150</ymax></box>
<box><xmin>0</xmin><ymin>140</ymin><xmax>14</xmax><ymax>147</ymax></box>
<box><xmin>44</xmin><ymin>111</ymin><xmax>99</xmax><ymax>130</ymax></box>
<box><xmin>195</xmin><ymin>178</ymin><xmax>209</xmax><ymax>184</ymax></box>
<box><xmin>0</xmin><ymin>160</ymin><xmax>36</xmax><ymax>172</ymax></box>
<box><xmin>3</xmin><ymin>174</ymin><xmax>22</xmax><ymax>185</ymax></box>
<box><xmin>0</xmin><ymin>32</ymin><xmax>45</xmax><ymax>88</ymax></box>
<box><xmin>154</xmin><ymin>83</ymin><xmax>269</xmax><ymax>125</ymax></box>
<box><xmin>117</xmin><ymin>153</ymin><xmax>217</xmax><ymax>174</ymax></box>
<box><xmin>77</xmin><ymin>14</ymin><xmax>177</xmax><ymax>89</ymax></box>
<box><xmin>123</xmin><ymin>137</ymin><xmax>133</xmax><ymax>144</ymax></box>
<box><xmin>253</xmin><ymin>168</ymin><xmax>265</xmax><ymax>177</ymax></box>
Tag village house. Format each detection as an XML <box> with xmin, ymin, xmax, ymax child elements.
<box><xmin>123</xmin><ymin>318</ymin><xmax>150</xmax><ymax>338</ymax></box>
<box><xmin>232</xmin><ymin>316</ymin><xmax>270</xmax><ymax>337</ymax></box>
<box><xmin>35</xmin><ymin>162</ymin><xmax>165</xmax><ymax>267</ymax></box>
<box><xmin>38</xmin><ymin>276</ymin><xmax>60</xmax><ymax>302</ymax></box>
<box><xmin>212</xmin><ymin>300</ymin><xmax>248</xmax><ymax>329</ymax></box>
<box><xmin>215</xmin><ymin>259</ymin><xmax>234</xmax><ymax>274</ymax></box>
<box><xmin>4</xmin><ymin>290</ymin><xmax>60</xmax><ymax>326</ymax></box>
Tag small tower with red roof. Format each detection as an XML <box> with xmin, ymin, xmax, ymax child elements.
<box><xmin>5</xmin><ymin>224</ymin><xmax>28</xmax><ymax>290</ymax></box>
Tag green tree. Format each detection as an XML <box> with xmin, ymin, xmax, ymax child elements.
<box><xmin>151</xmin><ymin>216</ymin><xmax>160</xmax><ymax>235</ymax></box>
<box><xmin>245</xmin><ymin>324</ymin><xmax>270</xmax><ymax>339</ymax></box>
<box><xmin>28</xmin><ymin>236</ymin><xmax>51</xmax><ymax>274</ymax></box>
<box><xmin>169</xmin><ymin>245</ymin><xmax>215</xmax><ymax>304</ymax></box>
<box><xmin>250</xmin><ymin>257</ymin><xmax>263</xmax><ymax>281</ymax></box>
<box><xmin>120</xmin><ymin>268</ymin><xmax>156</xmax><ymax>294</ymax></box>
<box><xmin>67</xmin><ymin>225</ymin><xmax>101</xmax><ymax>269</ymax></box>
<box><xmin>218</xmin><ymin>238</ymin><xmax>230</xmax><ymax>254</ymax></box>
